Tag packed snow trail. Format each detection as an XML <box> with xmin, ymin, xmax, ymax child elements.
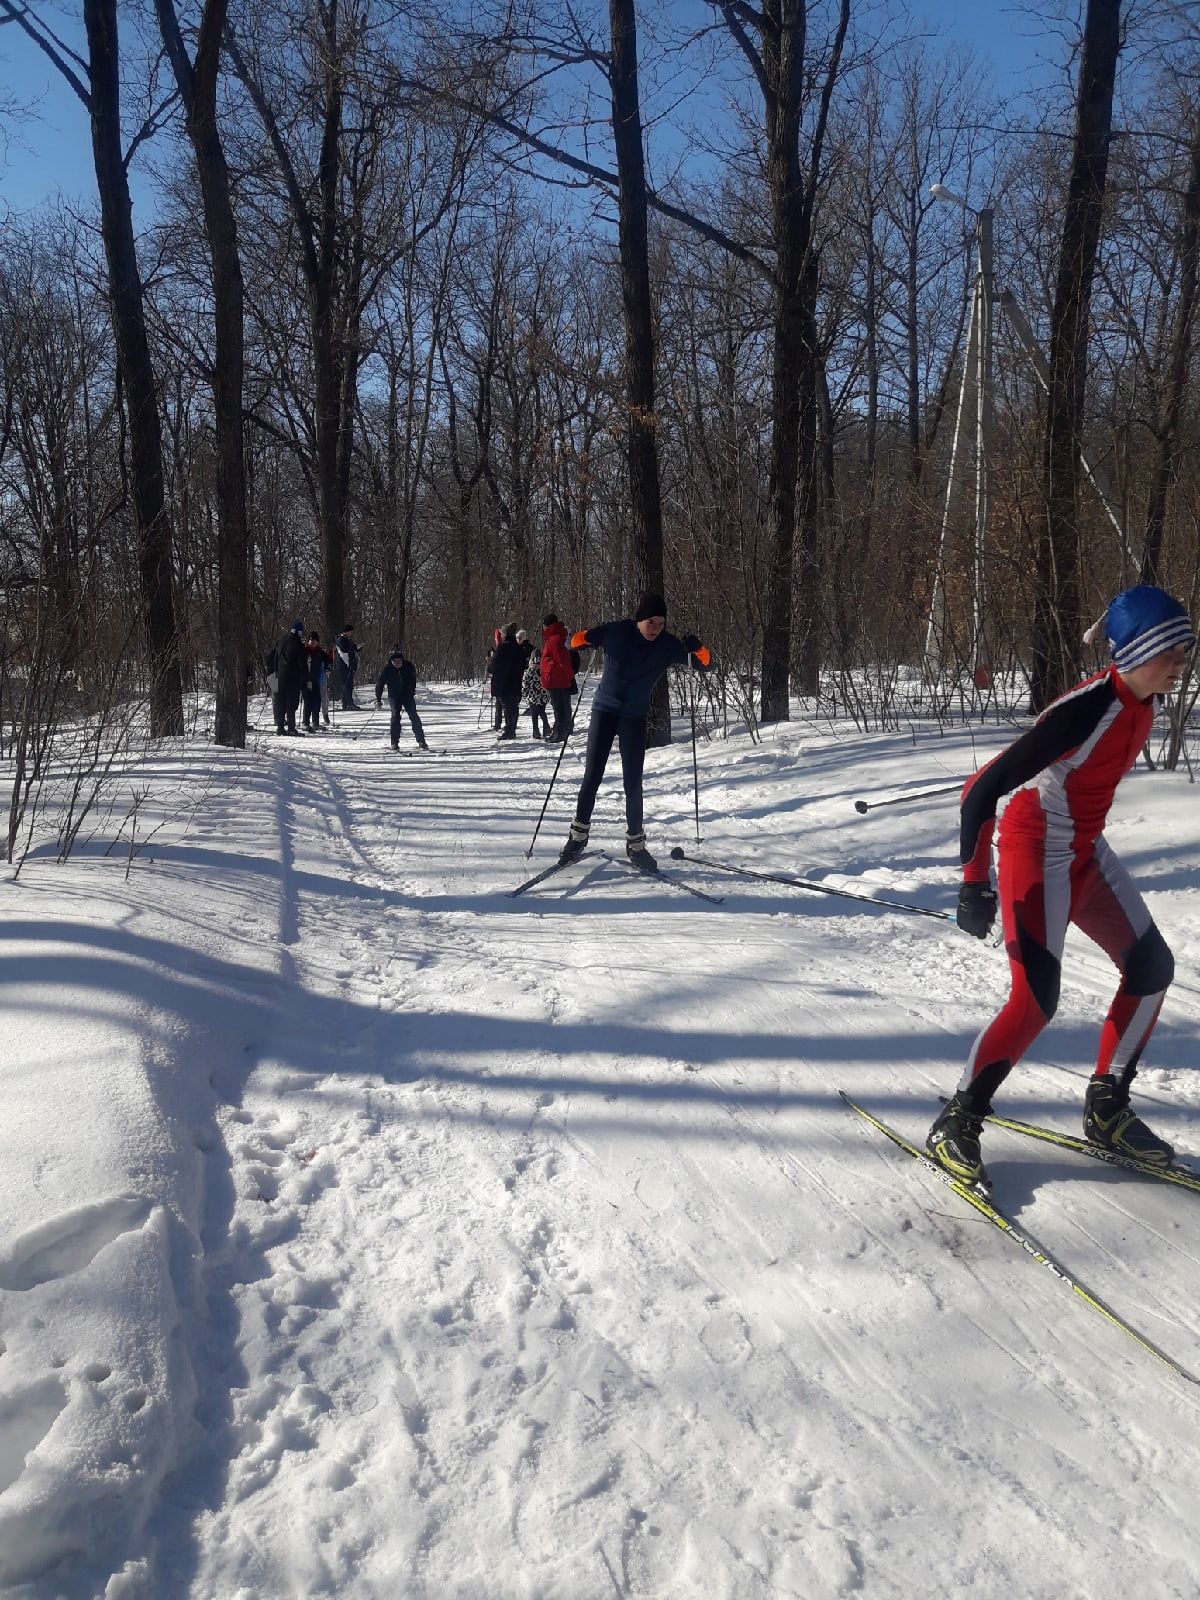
<box><xmin>3</xmin><ymin>683</ymin><xmax>1200</xmax><ymax>1596</ymax></box>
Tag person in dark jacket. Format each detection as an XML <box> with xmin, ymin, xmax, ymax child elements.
<box><xmin>265</xmin><ymin>619</ymin><xmax>306</xmax><ymax>735</ymax></box>
<box><xmin>490</xmin><ymin>623</ymin><xmax>526</xmax><ymax>740</ymax></box>
<box><xmin>301</xmin><ymin>632</ymin><xmax>333</xmax><ymax>731</ymax></box>
<box><xmin>335</xmin><ymin>623</ymin><xmax>361</xmax><ymax>710</ymax></box>
<box><xmin>540</xmin><ymin>614</ymin><xmax>575</xmax><ymax>741</ymax></box>
<box><xmin>486</xmin><ymin>627</ymin><xmax>503</xmax><ymax>730</ymax></box>
<box><xmin>559</xmin><ymin>592</ymin><xmax>711</xmax><ymax>871</ymax></box>
<box><xmin>375</xmin><ymin>645</ymin><xmax>428</xmax><ymax>750</ymax></box>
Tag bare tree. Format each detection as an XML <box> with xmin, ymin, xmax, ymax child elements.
<box><xmin>1029</xmin><ymin>0</ymin><xmax>1122</xmax><ymax>711</ymax></box>
<box><xmin>1</xmin><ymin>0</ymin><xmax>185</xmax><ymax>736</ymax></box>
<box><xmin>155</xmin><ymin>0</ymin><xmax>250</xmax><ymax>747</ymax></box>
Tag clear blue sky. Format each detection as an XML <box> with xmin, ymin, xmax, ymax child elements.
<box><xmin>0</xmin><ymin>0</ymin><xmax>1072</xmax><ymax>221</ymax></box>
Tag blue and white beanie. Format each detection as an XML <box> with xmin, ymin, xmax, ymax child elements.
<box><xmin>1105</xmin><ymin>586</ymin><xmax>1195</xmax><ymax>671</ymax></box>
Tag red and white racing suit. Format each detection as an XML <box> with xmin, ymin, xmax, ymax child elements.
<box><xmin>957</xmin><ymin>665</ymin><xmax>1173</xmax><ymax>1109</ymax></box>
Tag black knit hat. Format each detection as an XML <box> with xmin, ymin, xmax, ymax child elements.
<box><xmin>634</xmin><ymin>591</ymin><xmax>667</xmax><ymax>622</ymax></box>
<box><xmin>543</xmin><ymin>612</ymin><xmax>559</xmax><ymax>626</ymax></box>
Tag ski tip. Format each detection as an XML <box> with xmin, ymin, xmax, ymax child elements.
<box><xmin>854</xmin><ymin>800</ymin><xmax>869</xmax><ymax>814</ymax></box>
<box><xmin>669</xmin><ymin>846</ymin><xmax>686</xmax><ymax>860</ymax></box>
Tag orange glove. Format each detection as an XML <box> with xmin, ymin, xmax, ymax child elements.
<box><xmin>570</xmin><ymin>631</ymin><xmax>590</xmax><ymax>649</ymax></box>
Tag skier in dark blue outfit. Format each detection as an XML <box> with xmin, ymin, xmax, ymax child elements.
<box><xmin>559</xmin><ymin>592</ymin><xmax>711</xmax><ymax>872</ymax></box>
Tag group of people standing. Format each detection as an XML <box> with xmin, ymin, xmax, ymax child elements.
<box><xmin>264</xmin><ymin>621</ymin><xmax>426</xmax><ymax>748</ymax></box>
<box><xmin>486</xmin><ymin>616</ymin><xmax>580</xmax><ymax>742</ymax></box>
<box><xmin>264</xmin><ymin>620</ymin><xmax>359</xmax><ymax>736</ymax></box>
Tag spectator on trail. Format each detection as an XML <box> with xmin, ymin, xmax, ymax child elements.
<box><xmin>302</xmin><ymin>632</ymin><xmax>333</xmax><ymax>731</ymax></box>
<box><xmin>265</xmin><ymin>619</ymin><xmax>306</xmax><ymax>736</ymax></box>
<box><xmin>540</xmin><ymin>614</ymin><xmax>575</xmax><ymax>741</ymax></box>
<box><xmin>559</xmin><ymin>593</ymin><xmax>711</xmax><ymax>872</ymax></box>
<box><xmin>375</xmin><ymin>644</ymin><xmax>428</xmax><ymax>751</ymax></box>
<box><xmin>925</xmin><ymin>584</ymin><xmax>1195</xmax><ymax>1194</ymax></box>
<box><xmin>335</xmin><ymin>623</ymin><xmax>361</xmax><ymax>710</ymax></box>
<box><xmin>522</xmin><ymin>641</ymin><xmax>551</xmax><ymax>739</ymax></box>
<box><xmin>490</xmin><ymin>623</ymin><xmax>526</xmax><ymax>740</ymax></box>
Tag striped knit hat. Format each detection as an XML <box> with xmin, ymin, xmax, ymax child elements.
<box><xmin>1106</xmin><ymin>586</ymin><xmax>1195</xmax><ymax>671</ymax></box>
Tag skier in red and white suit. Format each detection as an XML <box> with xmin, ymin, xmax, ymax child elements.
<box><xmin>927</xmin><ymin>585</ymin><xmax>1195</xmax><ymax>1190</ymax></box>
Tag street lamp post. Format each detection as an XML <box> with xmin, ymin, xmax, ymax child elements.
<box><xmin>924</xmin><ymin>184</ymin><xmax>993</xmax><ymax>693</ymax></box>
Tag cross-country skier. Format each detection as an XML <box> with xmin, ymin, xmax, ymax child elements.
<box><xmin>375</xmin><ymin>644</ymin><xmax>428</xmax><ymax>751</ymax></box>
<box><xmin>558</xmin><ymin>592</ymin><xmax>711</xmax><ymax>872</ymax></box>
<box><xmin>927</xmin><ymin>585</ymin><xmax>1195</xmax><ymax>1191</ymax></box>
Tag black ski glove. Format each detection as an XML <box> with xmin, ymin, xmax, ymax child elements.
<box><xmin>957</xmin><ymin>881</ymin><xmax>997</xmax><ymax>939</ymax></box>
<box><xmin>680</xmin><ymin>632</ymin><xmax>701</xmax><ymax>652</ymax></box>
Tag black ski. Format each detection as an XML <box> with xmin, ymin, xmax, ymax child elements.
<box><xmin>841</xmin><ymin>1091</ymin><xmax>1197</xmax><ymax>1385</ymax></box>
<box><xmin>396</xmin><ymin>747</ymin><xmax>447</xmax><ymax>757</ymax></box>
<box><xmin>599</xmin><ymin>851</ymin><xmax>724</xmax><ymax>904</ymax></box>
<box><xmin>668</xmin><ymin>848</ymin><xmax>952</xmax><ymax>922</ymax></box>
<box><xmin>508</xmin><ymin>850</ymin><xmax>595</xmax><ymax>899</ymax></box>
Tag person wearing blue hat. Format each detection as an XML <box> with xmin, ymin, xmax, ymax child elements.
<box><xmin>927</xmin><ymin>585</ymin><xmax>1195</xmax><ymax>1192</ymax></box>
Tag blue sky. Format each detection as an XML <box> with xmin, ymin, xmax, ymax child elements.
<box><xmin>0</xmin><ymin>0</ymin><xmax>1070</xmax><ymax>221</ymax></box>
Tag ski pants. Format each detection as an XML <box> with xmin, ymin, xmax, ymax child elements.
<box><xmin>302</xmin><ymin>685</ymin><xmax>322</xmax><ymax>729</ymax></box>
<box><xmin>573</xmin><ymin>708</ymin><xmax>646</xmax><ymax>835</ymax></box>
<box><xmin>341</xmin><ymin>666</ymin><xmax>357</xmax><ymax>710</ymax></box>
<box><xmin>499</xmin><ymin>694</ymin><xmax>520</xmax><ymax>737</ymax></box>
<box><xmin>548</xmin><ymin>687</ymin><xmax>573</xmax><ymax>741</ymax></box>
<box><xmin>959</xmin><ymin>828</ymin><xmax>1174</xmax><ymax>1110</ymax></box>
<box><xmin>388</xmin><ymin>693</ymin><xmax>425</xmax><ymax>747</ymax></box>
<box><xmin>527</xmin><ymin>702</ymin><xmax>550</xmax><ymax>737</ymax></box>
<box><xmin>274</xmin><ymin>680</ymin><xmax>301</xmax><ymax>733</ymax></box>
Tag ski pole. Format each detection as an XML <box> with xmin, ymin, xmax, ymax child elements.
<box><xmin>689</xmin><ymin>660</ymin><xmax>702</xmax><ymax>844</ymax></box>
<box><xmin>853</xmin><ymin>781</ymin><xmax>964</xmax><ymax>815</ymax></box>
<box><xmin>524</xmin><ymin>661</ymin><xmax>593</xmax><ymax>858</ymax></box>
<box><xmin>668</xmin><ymin>847</ymin><xmax>955</xmax><ymax>923</ymax></box>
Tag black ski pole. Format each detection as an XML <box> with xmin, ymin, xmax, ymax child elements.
<box><xmin>853</xmin><ymin>781</ymin><xmax>964</xmax><ymax>815</ymax></box>
<box><xmin>689</xmin><ymin>661</ymin><xmax>702</xmax><ymax>844</ymax></box>
<box><xmin>525</xmin><ymin>661</ymin><xmax>593</xmax><ymax>858</ymax></box>
<box><xmin>668</xmin><ymin>847</ymin><xmax>955</xmax><ymax>923</ymax></box>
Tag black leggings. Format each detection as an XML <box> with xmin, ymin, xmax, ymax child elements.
<box><xmin>574</xmin><ymin>708</ymin><xmax>646</xmax><ymax>834</ymax></box>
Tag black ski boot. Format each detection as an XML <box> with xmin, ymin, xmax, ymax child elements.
<box><xmin>559</xmin><ymin>820</ymin><xmax>589</xmax><ymax>865</ymax></box>
<box><xmin>926</xmin><ymin>1094</ymin><xmax>990</xmax><ymax>1190</ymax></box>
<box><xmin>1084</xmin><ymin>1074</ymin><xmax>1173</xmax><ymax>1167</ymax></box>
<box><xmin>625</xmin><ymin>832</ymin><xmax>658</xmax><ymax>874</ymax></box>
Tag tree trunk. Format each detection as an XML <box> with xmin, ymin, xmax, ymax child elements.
<box><xmin>1143</xmin><ymin>103</ymin><xmax>1200</xmax><ymax>583</ymax></box>
<box><xmin>758</xmin><ymin>1</ymin><xmax>806</xmax><ymax>723</ymax></box>
<box><xmin>156</xmin><ymin>0</ymin><xmax>249</xmax><ymax>748</ymax></box>
<box><xmin>84</xmin><ymin>0</ymin><xmax>183</xmax><ymax>737</ymax></box>
<box><xmin>1029</xmin><ymin>0</ymin><xmax>1121</xmax><ymax>711</ymax></box>
<box><xmin>608</xmin><ymin>0</ymin><xmax>670</xmax><ymax>745</ymax></box>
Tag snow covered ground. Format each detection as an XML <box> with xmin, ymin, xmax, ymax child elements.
<box><xmin>2</xmin><ymin>682</ymin><xmax>1200</xmax><ymax>1598</ymax></box>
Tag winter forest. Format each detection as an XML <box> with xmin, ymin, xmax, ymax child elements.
<box><xmin>6</xmin><ymin>2</ymin><xmax>1200</xmax><ymax>1597</ymax></box>
<box><xmin>2</xmin><ymin>0</ymin><xmax>1198</xmax><ymax>769</ymax></box>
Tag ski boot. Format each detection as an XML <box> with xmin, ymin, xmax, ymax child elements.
<box><xmin>559</xmin><ymin>820</ymin><xmax>590</xmax><ymax>865</ymax></box>
<box><xmin>926</xmin><ymin>1094</ymin><xmax>990</xmax><ymax>1190</ymax></box>
<box><xmin>1084</xmin><ymin>1074</ymin><xmax>1173</xmax><ymax>1167</ymax></box>
<box><xmin>625</xmin><ymin>831</ymin><xmax>658</xmax><ymax>874</ymax></box>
